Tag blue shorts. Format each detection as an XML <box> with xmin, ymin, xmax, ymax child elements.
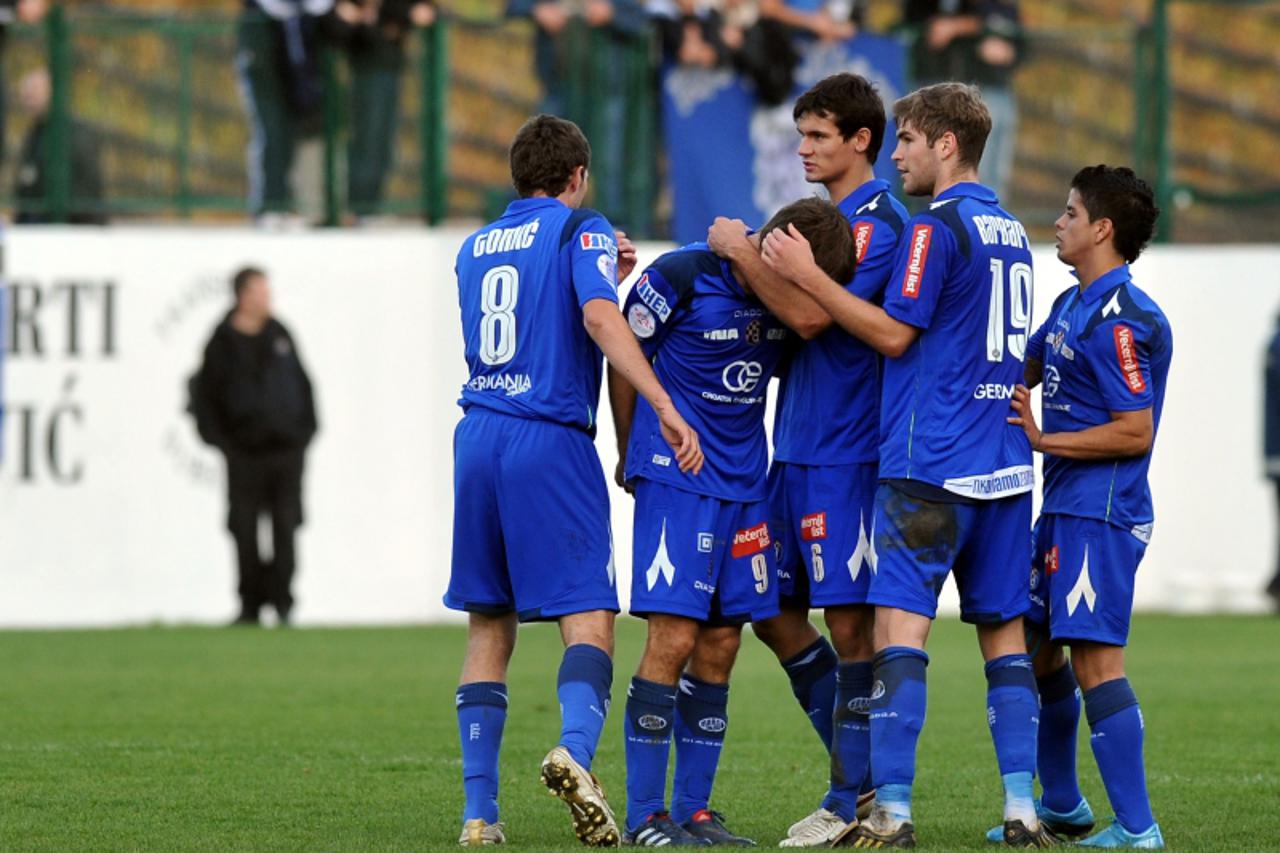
<box><xmin>770</xmin><ymin>460</ymin><xmax>878</xmax><ymax>609</ymax></box>
<box><xmin>868</xmin><ymin>483</ymin><xmax>1032</xmax><ymax>623</ymax></box>
<box><xmin>630</xmin><ymin>479</ymin><xmax>780</xmax><ymax>625</ymax></box>
<box><xmin>1027</xmin><ymin>513</ymin><xmax>1149</xmax><ymax>646</ymax></box>
<box><xmin>444</xmin><ymin>410</ymin><xmax>619</xmax><ymax>622</ymax></box>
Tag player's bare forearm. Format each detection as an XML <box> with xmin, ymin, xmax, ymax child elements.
<box><xmin>1010</xmin><ymin>385</ymin><xmax>1152</xmax><ymax>460</ymax></box>
<box><xmin>727</xmin><ymin>242</ymin><xmax>831</xmax><ymax>340</ymax></box>
<box><xmin>761</xmin><ymin>224</ymin><xmax>917</xmax><ymax>356</ymax></box>
<box><xmin>708</xmin><ymin>217</ymin><xmax>830</xmax><ymax>339</ymax></box>
<box><xmin>1037</xmin><ymin>408</ymin><xmax>1154</xmax><ymax>460</ymax></box>
<box><xmin>795</xmin><ymin>268</ymin><xmax>917</xmax><ymax>356</ymax></box>
<box><xmin>583</xmin><ymin>299</ymin><xmax>672</xmax><ymax>413</ymax></box>
<box><xmin>607</xmin><ymin>364</ymin><xmax>638</xmax><ymax>454</ymax></box>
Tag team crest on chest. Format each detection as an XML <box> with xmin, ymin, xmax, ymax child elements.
<box><xmin>745</xmin><ymin>319</ymin><xmax>762</xmax><ymax>345</ymax></box>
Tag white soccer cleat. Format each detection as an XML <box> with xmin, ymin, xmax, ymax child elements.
<box><xmin>459</xmin><ymin>818</ymin><xmax>506</xmax><ymax>846</ymax></box>
<box><xmin>779</xmin><ymin>808</ymin><xmax>849</xmax><ymax>847</ymax></box>
<box><xmin>540</xmin><ymin>745</ymin><xmax>621</xmax><ymax>847</ymax></box>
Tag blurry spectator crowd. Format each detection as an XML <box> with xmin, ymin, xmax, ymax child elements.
<box><xmin>0</xmin><ymin>0</ymin><xmax>1021</xmax><ymax>229</ymax></box>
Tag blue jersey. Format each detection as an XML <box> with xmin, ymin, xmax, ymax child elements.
<box><xmin>622</xmin><ymin>244</ymin><xmax>789</xmax><ymax>501</ymax></box>
<box><xmin>773</xmin><ymin>179</ymin><xmax>908</xmax><ymax>465</ymax></box>
<box><xmin>879</xmin><ymin>182</ymin><xmax>1035</xmax><ymax>499</ymax></box>
<box><xmin>456</xmin><ymin>198</ymin><xmax>619</xmax><ymax>431</ymax></box>
<box><xmin>1028</xmin><ymin>264</ymin><xmax>1172</xmax><ymax>531</ymax></box>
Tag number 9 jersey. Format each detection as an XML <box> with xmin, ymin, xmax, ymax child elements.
<box><xmin>879</xmin><ymin>182</ymin><xmax>1035</xmax><ymax>500</ymax></box>
<box><xmin>456</xmin><ymin>197</ymin><xmax>621</xmax><ymax>432</ymax></box>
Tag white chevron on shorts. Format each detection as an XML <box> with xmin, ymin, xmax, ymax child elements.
<box><xmin>847</xmin><ymin>511</ymin><xmax>877</xmax><ymax>582</ymax></box>
<box><xmin>645</xmin><ymin>519</ymin><xmax>677</xmax><ymax>591</ymax></box>
<box><xmin>1066</xmin><ymin>544</ymin><xmax>1098</xmax><ymax>616</ymax></box>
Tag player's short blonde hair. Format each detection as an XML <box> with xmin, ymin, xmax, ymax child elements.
<box><xmin>893</xmin><ymin>83</ymin><xmax>992</xmax><ymax>171</ymax></box>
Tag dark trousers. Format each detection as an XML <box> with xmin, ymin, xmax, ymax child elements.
<box><xmin>348</xmin><ymin>59</ymin><xmax>402</xmax><ymax>215</ymax></box>
<box><xmin>226</xmin><ymin>447</ymin><xmax>305</xmax><ymax>615</ymax></box>
<box><xmin>237</xmin><ymin>11</ymin><xmax>298</xmax><ymax>215</ymax></box>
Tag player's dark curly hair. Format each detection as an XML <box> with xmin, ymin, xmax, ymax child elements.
<box><xmin>793</xmin><ymin>73</ymin><xmax>887</xmax><ymax>162</ymax></box>
<box><xmin>893</xmin><ymin>82</ymin><xmax>991</xmax><ymax>171</ymax></box>
<box><xmin>1070</xmin><ymin>165</ymin><xmax>1160</xmax><ymax>263</ymax></box>
<box><xmin>509</xmin><ymin>115</ymin><xmax>592</xmax><ymax>198</ymax></box>
<box><xmin>760</xmin><ymin>198</ymin><xmax>856</xmax><ymax>285</ymax></box>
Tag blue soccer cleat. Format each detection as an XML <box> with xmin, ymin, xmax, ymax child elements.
<box><xmin>1076</xmin><ymin>819</ymin><xmax>1164</xmax><ymax>849</ymax></box>
<box><xmin>985</xmin><ymin>798</ymin><xmax>1095</xmax><ymax>843</ymax></box>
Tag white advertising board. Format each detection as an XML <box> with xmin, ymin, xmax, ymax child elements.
<box><xmin>0</xmin><ymin>228</ymin><xmax>1275</xmax><ymax>626</ymax></box>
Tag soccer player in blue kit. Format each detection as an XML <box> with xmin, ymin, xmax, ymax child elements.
<box><xmin>705</xmin><ymin>73</ymin><xmax>909</xmax><ymax>847</ymax></box>
<box><xmin>1001</xmin><ymin>166</ymin><xmax>1169</xmax><ymax>850</ymax></box>
<box><xmin>610</xmin><ymin>198</ymin><xmax>855</xmax><ymax>847</ymax></box>
<box><xmin>762</xmin><ymin>82</ymin><xmax>1054</xmax><ymax>848</ymax></box>
<box><xmin>445</xmin><ymin>115</ymin><xmax>704</xmax><ymax>848</ymax></box>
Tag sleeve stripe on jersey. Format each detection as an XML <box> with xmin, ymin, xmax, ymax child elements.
<box><xmin>1113</xmin><ymin>324</ymin><xmax>1147</xmax><ymax>393</ymax></box>
<box><xmin>900</xmin><ymin>224</ymin><xmax>933</xmax><ymax>299</ymax></box>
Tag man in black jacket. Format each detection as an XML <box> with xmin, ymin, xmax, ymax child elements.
<box><xmin>192</xmin><ymin>267</ymin><xmax>318</xmax><ymax>626</ymax></box>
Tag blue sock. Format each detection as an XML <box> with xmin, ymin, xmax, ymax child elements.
<box><xmin>869</xmin><ymin>646</ymin><xmax>929</xmax><ymax>823</ymax></box>
<box><xmin>557</xmin><ymin>644</ymin><xmax>613</xmax><ymax>769</ymax></box>
<box><xmin>822</xmin><ymin>661</ymin><xmax>873</xmax><ymax>821</ymax></box>
<box><xmin>624</xmin><ymin>677</ymin><xmax>678</xmax><ymax>832</ymax></box>
<box><xmin>671</xmin><ymin>674</ymin><xmax>730</xmax><ymax>823</ymax></box>
<box><xmin>781</xmin><ymin>636</ymin><xmax>838</xmax><ymax>750</ymax></box>
<box><xmin>1036</xmin><ymin>663</ymin><xmax>1084</xmax><ymax>813</ymax></box>
<box><xmin>456</xmin><ymin>682</ymin><xmax>508</xmax><ymax>824</ymax></box>
<box><xmin>1085</xmin><ymin>678</ymin><xmax>1155</xmax><ymax>834</ymax></box>
<box><xmin>985</xmin><ymin>654</ymin><xmax>1039</xmax><ymax>823</ymax></box>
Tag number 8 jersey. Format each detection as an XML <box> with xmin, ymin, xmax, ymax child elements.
<box><xmin>879</xmin><ymin>182</ymin><xmax>1035</xmax><ymax>500</ymax></box>
<box><xmin>456</xmin><ymin>197</ymin><xmax>620</xmax><ymax>432</ymax></box>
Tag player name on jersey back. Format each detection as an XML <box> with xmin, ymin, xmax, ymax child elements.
<box><xmin>878</xmin><ymin>183</ymin><xmax>1035</xmax><ymax>500</ymax></box>
<box><xmin>456</xmin><ymin>198</ymin><xmax>619</xmax><ymax>431</ymax></box>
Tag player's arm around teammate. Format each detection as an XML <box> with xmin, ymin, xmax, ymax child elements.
<box><xmin>610</xmin><ymin>199</ymin><xmax>855</xmax><ymax>847</ymax></box>
<box><xmin>784</xmin><ymin>83</ymin><xmax>1050</xmax><ymax>848</ymax></box>
<box><xmin>705</xmin><ymin>74</ymin><xmax>912</xmax><ymax>847</ymax></box>
<box><xmin>1003</xmin><ymin>166</ymin><xmax>1170</xmax><ymax>850</ymax></box>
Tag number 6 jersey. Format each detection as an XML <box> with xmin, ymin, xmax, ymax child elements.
<box><xmin>879</xmin><ymin>182</ymin><xmax>1035</xmax><ymax>500</ymax></box>
<box><xmin>456</xmin><ymin>197</ymin><xmax>620</xmax><ymax>432</ymax></box>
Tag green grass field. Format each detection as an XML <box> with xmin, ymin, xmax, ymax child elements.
<box><xmin>2</xmin><ymin>615</ymin><xmax>1277</xmax><ymax>850</ymax></box>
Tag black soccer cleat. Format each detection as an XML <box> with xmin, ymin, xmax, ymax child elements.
<box><xmin>623</xmin><ymin>812</ymin><xmax>711</xmax><ymax>846</ymax></box>
<box><xmin>681</xmin><ymin>809</ymin><xmax>755</xmax><ymax>846</ymax></box>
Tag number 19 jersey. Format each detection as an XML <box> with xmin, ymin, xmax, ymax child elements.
<box><xmin>456</xmin><ymin>197</ymin><xmax>620</xmax><ymax>432</ymax></box>
<box><xmin>879</xmin><ymin>182</ymin><xmax>1035</xmax><ymax>499</ymax></box>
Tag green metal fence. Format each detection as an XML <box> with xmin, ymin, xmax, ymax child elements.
<box><xmin>0</xmin><ymin>7</ymin><xmax>655</xmax><ymax>230</ymax></box>
<box><xmin>1</xmin><ymin>7</ymin><xmax>453</xmax><ymax>224</ymax></box>
<box><xmin>0</xmin><ymin>3</ymin><xmax>1275</xmax><ymax>241</ymax></box>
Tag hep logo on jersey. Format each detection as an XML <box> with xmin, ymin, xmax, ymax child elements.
<box><xmin>901</xmin><ymin>224</ymin><xmax>932</xmax><ymax>299</ymax></box>
<box><xmin>1113</xmin><ymin>325</ymin><xmax>1146</xmax><ymax>393</ymax></box>
<box><xmin>579</xmin><ymin>232</ymin><xmax>618</xmax><ymax>257</ymax></box>
<box><xmin>635</xmin><ymin>274</ymin><xmax>672</xmax><ymax>322</ymax></box>
<box><xmin>731</xmin><ymin>522</ymin><xmax>770</xmax><ymax>558</ymax></box>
